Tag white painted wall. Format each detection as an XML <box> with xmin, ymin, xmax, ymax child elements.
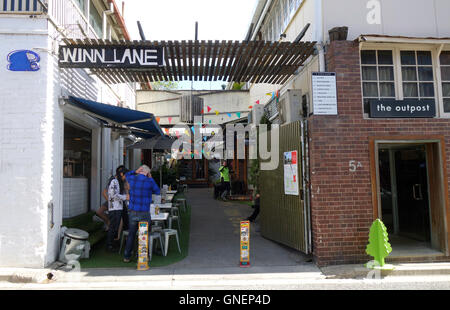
<box><xmin>0</xmin><ymin>16</ymin><xmax>57</xmax><ymax>267</ymax></box>
<box><xmin>0</xmin><ymin>8</ymin><xmax>136</xmax><ymax>266</ymax></box>
<box><xmin>136</xmin><ymin>90</ymin><xmax>250</xmax><ymax>125</ymax></box>
<box><xmin>322</xmin><ymin>0</ymin><xmax>450</xmax><ymax>41</ymax></box>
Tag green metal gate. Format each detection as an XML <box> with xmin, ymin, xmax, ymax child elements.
<box><xmin>259</xmin><ymin>121</ymin><xmax>311</xmax><ymax>253</ymax></box>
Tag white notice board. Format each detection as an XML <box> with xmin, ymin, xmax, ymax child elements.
<box><xmin>312</xmin><ymin>72</ymin><xmax>337</xmax><ymax>115</ymax></box>
<box><xmin>283</xmin><ymin>151</ymin><xmax>299</xmax><ymax>196</ymax></box>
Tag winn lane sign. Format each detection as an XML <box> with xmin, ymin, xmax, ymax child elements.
<box><xmin>58</xmin><ymin>45</ymin><xmax>165</xmax><ymax>68</ymax></box>
<box><xmin>369</xmin><ymin>99</ymin><xmax>436</xmax><ymax>118</ymax></box>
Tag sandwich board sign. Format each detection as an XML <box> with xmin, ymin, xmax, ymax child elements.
<box><xmin>240</xmin><ymin>221</ymin><xmax>250</xmax><ymax>267</ymax></box>
<box><xmin>137</xmin><ymin>221</ymin><xmax>149</xmax><ymax>271</ymax></box>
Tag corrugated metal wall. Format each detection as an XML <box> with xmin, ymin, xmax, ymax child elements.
<box><xmin>260</xmin><ymin>121</ymin><xmax>310</xmax><ymax>253</ymax></box>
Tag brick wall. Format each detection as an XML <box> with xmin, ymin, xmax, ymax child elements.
<box><xmin>308</xmin><ymin>40</ymin><xmax>450</xmax><ymax>266</ymax></box>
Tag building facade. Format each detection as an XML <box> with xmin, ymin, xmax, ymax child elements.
<box><xmin>0</xmin><ymin>0</ymin><xmax>141</xmax><ymax>267</ymax></box>
<box><xmin>247</xmin><ymin>0</ymin><xmax>450</xmax><ymax>265</ymax></box>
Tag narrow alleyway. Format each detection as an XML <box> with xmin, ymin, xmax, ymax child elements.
<box><xmin>171</xmin><ymin>188</ymin><xmax>312</xmax><ymax>269</ymax></box>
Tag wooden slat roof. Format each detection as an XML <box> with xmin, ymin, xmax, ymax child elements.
<box><xmin>61</xmin><ymin>38</ymin><xmax>316</xmax><ymax>85</ymax></box>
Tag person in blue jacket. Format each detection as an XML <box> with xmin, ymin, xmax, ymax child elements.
<box><xmin>123</xmin><ymin>165</ymin><xmax>160</xmax><ymax>263</ymax></box>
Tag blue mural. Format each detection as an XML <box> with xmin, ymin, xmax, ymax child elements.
<box><xmin>7</xmin><ymin>50</ymin><xmax>40</xmax><ymax>71</ymax></box>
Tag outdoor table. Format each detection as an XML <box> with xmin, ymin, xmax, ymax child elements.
<box><xmin>167</xmin><ymin>190</ymin><xmax>177</xmax><ymax>194</ymax></box>
<box><xmin>150</xmin><ymin>212</ymin><xmax>169</xmax><ymax>222</ymax></box>
<box><xmin>165</xmin><ymin>194</ymin><xmax>175</xmax><ymax>201</ymax></box>
<box><xmin>151</xmin><ymin>203</ymin><xmax>172</xmax><ymax>210</ymax></box>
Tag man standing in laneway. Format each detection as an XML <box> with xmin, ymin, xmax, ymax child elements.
<box><xmin>123</xmin><ymin>165</ymin><xmax>160</xmax><ymax>263</ymax></box>
<box><xmin>219</xmin><ymin>161</ymin><xmax>231</xmax><ymax>201</ymax></box>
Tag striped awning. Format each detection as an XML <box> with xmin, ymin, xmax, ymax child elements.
<box><xmin>60</xmin><ymin>38</ymin><xmax>316</xmax><ymax>85</ymax></box>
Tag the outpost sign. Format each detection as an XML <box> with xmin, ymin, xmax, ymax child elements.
<box><xmin>58</xmin><ymin>45</ymin><xmax>165</xmax><ymax>68</ymax></box>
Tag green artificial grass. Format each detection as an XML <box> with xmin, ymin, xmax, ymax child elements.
<box><xmin>79</xmin><ymin>193</ymin><xmax>191</xmax><ymax>269</ymax></box>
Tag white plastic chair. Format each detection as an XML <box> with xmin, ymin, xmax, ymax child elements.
<box><xmin>162</xmin><ymin>229</ymin><xmax>181</xmax><ymax>256</ymax></box>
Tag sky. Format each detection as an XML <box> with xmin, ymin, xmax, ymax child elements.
<box><xmin>122</xmin><ymin>0</ymin><xmax>259</xmax><ymax>90</ymax></box>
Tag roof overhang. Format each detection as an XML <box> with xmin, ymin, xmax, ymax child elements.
<box><xmin>358</xmin><ymin>34</ymin><xmax>450</xmax><ymax>45</ymax></box>
<box><xmin>59</xmin><ymin>38</ymin><xmax>316</xmax><ymax>85</ymax></box>
<box><xmin>64</xmin><ymin>96</ymin><xmax>164</xmax><ymax>137</ymax></box>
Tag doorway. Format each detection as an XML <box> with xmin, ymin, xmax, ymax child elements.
<box><xmin>376</xmin><ymin>141</ymin><xmax>448</xmax><ymax>256</ymax></box>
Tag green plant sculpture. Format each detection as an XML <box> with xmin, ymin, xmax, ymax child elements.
<box><xmin>366</xmin><ymin>219</ymin><xmax>392</xmax><ymax>267</ymax></box>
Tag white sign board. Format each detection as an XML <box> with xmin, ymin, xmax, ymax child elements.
<box><xmin>283</xmin><ymin>151</ymin><xmax>299</xmax><ymax>196</ymax></box>
<box><xmin>312</xmin><ymin>72</ymin><xmax>337</xmax><ymax>115</ymax></box>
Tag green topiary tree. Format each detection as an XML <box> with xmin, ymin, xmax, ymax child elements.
<box><xmin>366</xmin><ymin>219</ymin><xmax>392</xmax><ymax>267</ymax></box>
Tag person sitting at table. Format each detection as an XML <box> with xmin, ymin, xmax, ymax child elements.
<box><xmin>123</xmin><ymin>165</ymin><xmax>160</xmax><ymax>263</ymax></box>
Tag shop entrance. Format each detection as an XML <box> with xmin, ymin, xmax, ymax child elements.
<box><xmin>376</xmin><ymin>141</ymin><xmax>447</xmax><ymax>256</ymax></box>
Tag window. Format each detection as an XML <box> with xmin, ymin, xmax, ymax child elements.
<box><xmin>89</xmin><ymin>1</ymin><xmax>103</xmax><ymax>38</ymax></box>
<box><xmin>74</xmin><ymin>0</ymin><xmax>85</xmax><ymax>13</ymax></box>
<box><xmin>401</xmin><ymin>51</ymin><xmax>435</xmax><ymax>100</ymax></box>
<box><xmin>441</xmin><ymin>51</ymin><xmax>450</xmax><ymax>112</ymax></box>
<box><xmin>361</xmin><ymin>50</ymin><xmax>396</xmax><ymax>113</ymax></box>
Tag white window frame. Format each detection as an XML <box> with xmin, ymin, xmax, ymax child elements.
<box><xmin>360</xmin><ymin>48</ymin><xmax>397</xmax><ymax>110</ymax></box>
<box><xmin>360</xmin><ymin>43</ymin><xmax>447</xmax><ymax>118</ymax></box>
<box><xmin>439</xmin><ymin>50</ymin><xmax>450</xmax><ymax>115</ymax></box>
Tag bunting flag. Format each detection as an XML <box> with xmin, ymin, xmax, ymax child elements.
<box><xmin>266</xmin><ymin>93</ymin><xmax>272</xmax><ymax>96</ymax></box>
<box><xmin>201</xmin><ymin>109</ymin><xmax>204</xmax><ymax>114</ymax></box>
<box><xmin>209</xmin><ymin>120</ymin><xmax>212</xmax><ymax>124</ymax></box>
<box><xmin>276</xmin><ymin>90</ymin><xmax>280</xmax><ymax>98</ymax></box>
<box><xmin>185</xmin><ymin>129</ymin><xmax>190</xmax><ymax>135</ymax></box>
<box><xmin>227</xmin><ymin>113</ymin><xmax>232</xmax><ymax>117</ymax></box>
<box><xmin>156</xmin><ymin>117</ymin><xmax>161</xmax><ymax>123</ymax></box>
<box><xmin>256</xmin><ymin>100</ymin><xmax>260</xmax><ymax>105</ymax></box>
<box><xmin>248</xmin><ymin>105</ymin><xmax>253</xmax><ymax>109</ymax></box>
<box><xmin>207</xmin><ymin>106</ymin><xmax>212</xmax><ymax>112</ymax></box>
<box><xmin>215</xmin><ymin>110</ymin><xmax>219</xmax><ymax>116</ymax></box>
<box><xmin>237</xmin><ymin>112</ymin><xmax>241</xmax><ymax>118</ymax></box>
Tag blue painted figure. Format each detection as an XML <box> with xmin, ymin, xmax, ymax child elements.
<box><xmin>7</xmin><ymin>50</ymin><xmax>40</xmax><ymax>71</ymax></box>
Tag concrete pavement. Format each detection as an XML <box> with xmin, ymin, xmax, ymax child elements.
<box><xmin>3</xmin><ymin>188</ymin><xmax>450</xmax><ymax>289</ymax></box>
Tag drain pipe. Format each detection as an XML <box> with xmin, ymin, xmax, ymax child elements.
<box><xmin>302</xmin><ymin>0</ymin><xmax>326</xmax><ymax>255</ymax></box>
<box><xmin>315</xmin><ymin>0</ymin><xmax>325</xmax><ymax>72</ymax></box>
<box><xmin>250</xmin><ymin>0</ymin><xmax>272</xmax><ymax>41</ymax></box>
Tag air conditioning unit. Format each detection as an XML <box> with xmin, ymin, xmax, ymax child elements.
<box><xmin>180</xmin><ymin>95</ymin><xmax>203</xmax><ymax>123</ymax></box>
<box><xmin>277</xmin><ymin>89</ymin><xmax>302</xmax><ymax>124</ymax></box>
<box><xmin>248</xmin><ymin>104</ymin><xmax>265</xmax><ymax>125</ymax></box>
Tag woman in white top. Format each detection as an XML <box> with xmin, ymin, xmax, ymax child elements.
<box><xmin>106</xmin><ymin>166</ymin><xmax>129</xmax><ymax>251</ymax></box>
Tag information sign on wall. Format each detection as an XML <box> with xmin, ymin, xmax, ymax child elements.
<box><xmin>284</xmin><ymin>151</ymin><xmax>299</xmax><ymax>196</ymax></box>
<box><xmin>312</xmin><ymin>72</ymin><xmax>338</xmax><ymax>115</ymax></box>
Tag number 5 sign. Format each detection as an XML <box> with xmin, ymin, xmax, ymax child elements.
<box><xmin>349</xmin><ymin>160</ymin><xmax>363</xmax><ymax>172</ymax></box>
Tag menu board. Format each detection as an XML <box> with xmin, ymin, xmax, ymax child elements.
<box><xmin>137</xmin><ymin>221</ymin><xmax>149</xmax><ymax>270</ymax></box>
<box><xmin>312</xmin><ymin>72</ymin><xmax>338</xmax><ymax>115</ymax></box>
<box><xmin>240</xmin><ymin>221</ymin><xmax>250</xmax><ymax>267</ymax></box>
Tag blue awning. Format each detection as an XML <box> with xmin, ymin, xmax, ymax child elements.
<box><xmin>68</xmin><ymin>96</ymin><xmax>163</xmax><ymax>136</ymax></box>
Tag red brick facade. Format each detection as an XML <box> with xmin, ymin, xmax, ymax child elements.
<box><xmin>309</xmin><ymin>40</ymin><xmax>450</xmax><ymax>266</ymax></box>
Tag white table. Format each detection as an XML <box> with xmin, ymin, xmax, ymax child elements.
<box><xmin>150</xmin><ymin>212</ymin><xmax>169</xmax><ymax>221</ymax></box>
<box><xmin>165</xmin><ymin>194</ymin><xmax>175</xmax><ymax>201</ymax></box>
<box><xmin>167</xmin><ymin>190</ymin><xmax>177</xmax><ymax>194</ymax></box>
<box><xmin>151</xmin><ymin>203</ymin><xmax>172</xmax><ymax>210</ymax></box>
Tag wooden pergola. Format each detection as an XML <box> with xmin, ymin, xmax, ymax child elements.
<box><xmin>61</xmin><ymin>38</ymin><xmax>316</xmax><ymax>85</ymax></box>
